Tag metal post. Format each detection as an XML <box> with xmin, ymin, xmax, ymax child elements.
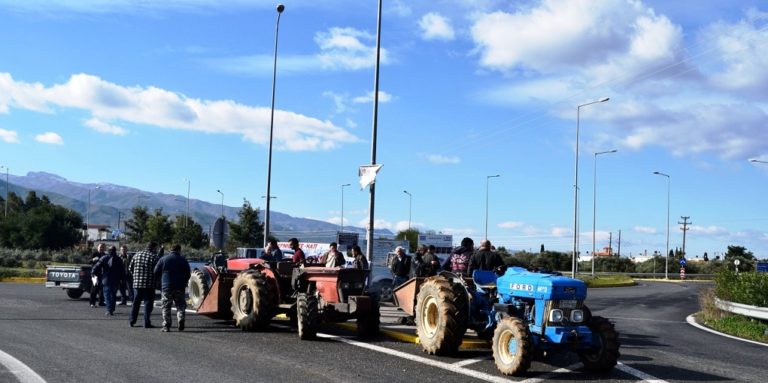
<box><xmin>366</xmin><ymin>0</ymin><xmax>383</xmax><ymax>277</ymax></box>
<box><xmin>653</xmin><ymin>171</ymin><xmax>670</xmax><ymax>279</ymax></box>
<box><xmin>592</xmin><ymin>149</ymin><xmax>616</xmax><ymax>276</ymax></box>
<box><xmin>573</xmin><ymin>97</ymin><xmax>609</xmax><ymax>278</ymax></box>
<box><xmin>264</xmin><ymin>3</ymin><xmax>285</xmax><ymax>248</ymax></box>
<box><xmin>185</xmin><ymin>178</ymin><xmax>190</xmax><ymax>228</ymax></box>
<box><xmin>485</xmin><ymin>175</ymin><xmax>500</xmax><ymax>240</ymax></box>
<box><xmin>1</xmin><ymin>165</ymin><xmax>7</xmax><ymax>217</ymax></box>
<box><xmin>217</xmin><ymin>189</ymin><xmax>224</xmax><ymax>218</ymax></box>
<box><xmin>403</xmin><ymin>190</ymin><xmax>412</xmax><ymax>231</ymax></box>
<box><xmin>341</xmin><ymin>183</ymin><xmax>350</xmax><ymax>234</ymax></box>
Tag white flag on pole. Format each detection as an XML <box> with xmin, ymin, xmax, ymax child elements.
<box><xmin>359</xmin><ymin>164</ymin><xmax>383</xmax><ymax>190</ymax></box>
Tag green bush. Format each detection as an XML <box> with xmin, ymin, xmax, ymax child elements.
<box><xmin>715</xmin><ymin>269</ymin><xmax>768</xmax><ymax>307</ymax></box>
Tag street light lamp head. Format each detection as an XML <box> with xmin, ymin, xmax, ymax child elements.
<box><xmin>599</xmin><ymin>97</ymin><xmax>610</xmax><ymax>102</ymax></box>
<box><xmin>276</xmin><ymin>3</ymin><xmax>284</xmax><ymax>13</ymax></box>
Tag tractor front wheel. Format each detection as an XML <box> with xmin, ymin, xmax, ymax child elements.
<box><xmin>415</xmin><ymin>276</ymin><xmax>467</xmax><ymax>355</ymax></box>
<box><xmin>492</xmin><ymin>317</ymin><xmax>532</xmax><ymax>376</ymax></box>
<box><xmin>297</xmin><ymin>292</ymin><xmax>319</xmax><ymax>340</ymax></box>
<box><xmin>230</xmin><ymin>271</ymin><xmax>275</xmax><ymax>331</ymax></box>
<box><xmin>188</xmin><ymin>269</ymin><xmax>208</xmax><ymax>310</ymax></box>
<box><xmin>578</xmin><ymin>316</ymin><xmax>620</xmax><ymax>372</ymax></box>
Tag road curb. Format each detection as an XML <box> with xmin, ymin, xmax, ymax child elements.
<box><xmin>0</xmin><ymin>277</ymin><xmax>45</xmax><ymax>283</ymax></box>
<box><xmin>334</xmin><ymin>322</ymin><xmax>491</xmax><ymax>349</ymax></box>
<box><xmin>686</xmin><ymin>313</ymin><xmax>768</xmax><ymax>347</ymax></box>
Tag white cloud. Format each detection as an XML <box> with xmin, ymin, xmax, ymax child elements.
<box><xmin>498</xmin><ymin>221</ymin><xmax>524</xmax><ymax>229</ymax></box>
<box><xmin>358</xmin><ymin>218</ymin><xmax>393</xmax><ymax>231</ymax></box>
<box><xmin>0</xmin><ymin>128</ymin><xmax>19</xmax><ymax>143</ymax></box>
<box><xmin>551</xmin><ymin>226</ymin><xmax>572</xmax><ymax>237</ymax></box>
<box><xmin>315</xmin><ymin>27</ymin><xmax>390</xmax><ymax>71</ymax></box>
<box><xmin>419</xmin><ymin>12</ymin><xmax>455</xmax><ymax>41</ymax></box>
<box><xmin>352</xmin><ymin>90</ymin><xmax>393</xmax><ymax>104</ymax></box>
<box><xmin>85</xmin><ymin>118</ymin><xmax>127</xmax><ymax>136</ymax></box>
<box><xmin>689</xmin><ymin>225</ymin><xmax>728</xmax><ymax>236</ymax></box>
<box><xmin>0</xmin><ymin>72</ymin><xmax>359</xmax><ymax>151</ymax></box>
<box><xmin>441</xmin><ymin>227</ymin><xmax>475</xmax><ymax>238</ymax></box>
<box><xmin>427</xmin><ymin>154</ymin><xmax>460</xmax><ymax>165</ymax></box>
<box><xmin>470</xmin><ymin>0</ymin><xmax>683</xmax><ymax>80</ymax></box>
<box><xmin>634</xmin><ymin>226</ymin><xmax>657</xmax><ymax>234</ymax></box>
<box><xmin>35</xmin><ymin>132</ymin><xmax>63</xmax><ymax>145</ymax></box>
<box><xmin>326</xmin><ymin>217</ymin><xmax>348</xmax><ymax>226</ymax></box>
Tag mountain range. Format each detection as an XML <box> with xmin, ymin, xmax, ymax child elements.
<box><xmin>0</xmin><ymin>171</ymin><xmax>390</xmax><ymax>237</ymax></box>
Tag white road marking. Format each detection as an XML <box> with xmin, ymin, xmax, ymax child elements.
<box><xmin>615</xmin><ymin>362</ymin><xmax>669</xmax><ymax>383</ymax></box>
<box><xmin>314</xmin><ymin>332</ymin><xmax>516</xmax><ymax>383</ymax></box>
<box><xmin>0</xmin><ymin>349</ymin><xmax>47</xmax><ymax>383</ymax></box>
<box><xmin>453</xmin><ymin>356</ymin><xmax>493</xmax><ymax>367</ymax></box>
<box><xmin>686</xmin><ymin>314</ymin><xmax>768</xmax><ymax>348</ymax></box>
<box><xmin>519</xmin><ymin>364</ymin><xmax>579</xmax><ymax>383</ymax></box>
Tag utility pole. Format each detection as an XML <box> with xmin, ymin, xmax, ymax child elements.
<box><xmin>608</xmin><ymin>231</ymin><xmax>613</xmax><ymax>255</ymax></box>
<box><xmin>617</xmin><ymin>229</ymin><xmax>621</xmax><ymax>257</ymax></box>
<box><xmin>679</xmin><ymin>216</ymin><xmax>691</xmax><ymax>257</ymax></box>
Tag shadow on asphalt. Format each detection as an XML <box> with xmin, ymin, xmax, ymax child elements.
<box><xmin>619</xmin><ymin>332</ymin><xmax>671</xmax><ymax>348</ymax></box>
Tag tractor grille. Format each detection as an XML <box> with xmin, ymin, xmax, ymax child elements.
<box><xmin>545</xmin><ymin>299</ymin><xmax>585</xmax><ymax>326</ymax></box>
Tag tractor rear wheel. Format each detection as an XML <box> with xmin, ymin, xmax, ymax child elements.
<box><xmin>492</xmin><ymin>317</ymin><xmax>532</xmax><ymax>376</ymax></box>
<box><xmin>415</xmin><ymin>276</ymin><xmax>467</xmax><ymax>355</ymax></box>
<box><xmin>188</xmin><ymin>269</ymin><xmax>208</xmax><ymax>310</ymax></box>
<box><xmin>66</xmin><ymin>289</ymin><xmax>84</xmax><ymax>299</ymax></box>
<box><xmin>230</xmin><ymin>271</ymin><xmax>275</xmax><ymax>331</ymax></box>
<box><xmin>297</xmin><ymin>292</ymin><xmax>319</xmax><ymax>340</ymax></box>
<box><xmin>578</xmin><ymin>316</ymin><xmax>620</xmax><ymax>372</ymax></box>
<box><xmin>357</xmin><ymin>296</ymin><xmax>380</xmax><ymax>337</ymax></box>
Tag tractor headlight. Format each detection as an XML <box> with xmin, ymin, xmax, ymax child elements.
<box><xmin>549</xmin><ymin>309</ymin><xmax>564</xmax><ymax>322</ymax></box>
<box><xmin>571</xmin><ymin>309</ymin><xmax>584</xmax><ymax>323</ymax></box>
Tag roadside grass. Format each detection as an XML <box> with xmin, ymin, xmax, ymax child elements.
<box><xmin>579</xmin><ymin>274</ymin><xmax>635</xmax><ymax>288</ymax></box>
<box><xmin>0</xmin><ymin>267</ymin><xmax>45</xmax><ymax>280</ymax></box>
<box><xmin>698</xmin><ymin>286</ymin><xmax>768</xmax><ymax>344</ymax></box>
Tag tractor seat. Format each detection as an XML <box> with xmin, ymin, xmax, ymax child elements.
<box><xmin>472</xmin><ymin>270</ymin><xmax>498</xmax><ymax>292</ymax></box>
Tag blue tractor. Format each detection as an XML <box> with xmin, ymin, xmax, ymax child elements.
<box><xmin>395</xmin><ymin>267</ymin><xmax>620</xmax><ymax>376</ymax></box>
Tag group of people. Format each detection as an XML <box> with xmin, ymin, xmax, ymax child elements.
<box><xmin>88</xmin><ymin>241</ymin><xmax>191</xmax><ymax>332</ymax></box>
<box><xmin>388</xmin><ymin>237</ymin><xmax>505</xmax><ymax>287</ymax></box>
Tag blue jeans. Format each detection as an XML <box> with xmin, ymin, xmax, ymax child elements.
<box><xmin>393</xmin><ymin>275</ymin><xmax>409</xmax><ymax>288</ymax></box>
<box><xmin>102</xmin><ymin>283</ymin><xmax>117</xmax><ymax>313</ymax></box>
<box><xmin>130</xmin><ymin>288</ymin><xmax>156</xmax><ymax>327</ymax></box>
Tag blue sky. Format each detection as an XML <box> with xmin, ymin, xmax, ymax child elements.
<box><xmin>1</xmin><ymin>0</ymin><xmax>767</xmax><ymax>259</ymax></box>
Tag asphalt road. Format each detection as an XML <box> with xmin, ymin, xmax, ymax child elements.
<box><xmin>0</xmin><ymin>281</ymin><xmax>765</xmax><ymax>383</ymax></box>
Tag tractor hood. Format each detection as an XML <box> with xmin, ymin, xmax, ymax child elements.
<box><xmin>497</xmin><ymin>267</ymin><xmax>587</xmax><ymax>301</ymax></box>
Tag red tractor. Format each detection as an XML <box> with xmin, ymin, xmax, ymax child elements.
<box><xmin>188</xmin><ymin>253</ymin><xmax>379</xmax><ymax>338</ymax></box>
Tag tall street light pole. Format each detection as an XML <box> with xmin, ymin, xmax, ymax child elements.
<box><xmin>216</xmin><ymin>189</ymin><xmax>224</xmax><ymax>218</ymax></box>
<box><xmin>0</xmin><ymin>165</ymin><xmax>8</xmax><ymax>217</ymax></box>
<box><xmin>264</xmin><ymin>3</ymin><xmax>285</xmax><ymax>249</ymax></box>
<box><xmin>653</xmin><ymin>171</ymin><xmax>670</xmax><ymax>279</ymax></box>
<box><xmin>366</xmin><ymin>0</ymin><xmax>383</xmax><ymax>271</ymax></box>
<box><xmin>592</xmin><ymin>149</ymin><xmax>617</xmax><ymax>276</ymax></box>
<box><xmin>340</xmin><ymin>184</ymin><xmax>350</xmax><ymax>234</ymax></box>
<box><xmin>485</xmin><ymin>174</ymin><xmax>500</xmax><ymax>240</ymax></box>
<box><xmin>87</xmin><ymin>186</ymin><xmax>101</xmax><ymax>245</ymax></box>
<box><xmin>402</xmin><ymin>190</ymin><xmax>412</xmax><ymax>231</ymax></box>
<box><xmin>184</xmin><ymin>178</ymin><xmax>190</xmax><ymax>228</ymax></box>
<box><xmin>572</xmin><ymin>97</ymin><xmax>609</xmax><ymax>278</ymax></box>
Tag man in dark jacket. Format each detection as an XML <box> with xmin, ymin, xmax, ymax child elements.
<box><xmin>443</xmin><ymin>237</ymin><xmax>474</xmax><ymax>277</ymax></box>
<box><xmin>128</xmin><ymin>242</ymin><xmax>160</xmax><ymax>328</ymax></box>
<box><xmin>118</xmin><ymin>245</ymin><xmax>133</xmax><ymax>305</ymax></box>
<box><xmin>467</xmin><ymin>240</ymin><xmax>505</xmax><ymax>277</ymax></box>
<box><xmin>421</xmin><ymin>245</ymin><xmax>440</xmax><ymax>277</ymax></box>
<box><xmin>92</xmin><ymin>246</ymin><xmax>125</xmax><ymax>316</ymax></box>
<box><xmin>390</xmin><ymin>246</ymin><xmax>411</xmax><ymax>287</ymax></box>
<box><xmin>154</xmin><ymin>244</ymin><xmax>191</xmax><ymax>332</ymax></box>
<box><xmin>88</xmin><ymin>244</ymin><xmax>106</xmax><ymax>308</ymax></box>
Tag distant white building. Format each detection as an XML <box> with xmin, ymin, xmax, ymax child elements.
<box><xmin>84</xmin><ymin>224</ymin><xmax>112</xmax><ymax>241</ymax></box>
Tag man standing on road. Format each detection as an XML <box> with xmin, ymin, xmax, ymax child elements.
<box><xmin>154</xmin><ymin>244</ymin><xmax>191</xmax><ymax>332</ymax></box>
<box><xmin>128</xmin><ymin>242</ymin><xmax>160</xmax><ymax>328</ymax></box>
<box><xmin>118</xmin><ymin>245</ymin><xmax>133</xmax><ymax>305</ymax></box>
<box><xmin>467</xmin><ymin>240</ymin><xmax>505</xmax><ymax>277</ymax></box>
<box><xmin>289</xmin><ymin>238</ymin><xmax>305</xmax><ymax>266</ymax></box>
<box><xmin>390</xmin><ymin>246</ymin><xmax>411</xmax><ymax>287</ymax></box>
<box><xmin>92</xmin><ymin>246</ymin><xmax>125</xmax><ymax>316</ymax></box>
<box><xmin>89</xmin><ymin>243</ymin><xmax>107</xmax><ymax>308</ymax></box>
<box><xmin>421</xmin><ymin>245</ymin><xmax>440</xmax><ymax>277</ymax></box>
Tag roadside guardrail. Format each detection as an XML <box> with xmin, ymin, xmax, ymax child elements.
<box><xmin>715</xmin><ymin>298</ymin><xmax>768</xmax><ymax>321</ymax></box>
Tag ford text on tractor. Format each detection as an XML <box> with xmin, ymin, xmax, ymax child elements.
<box><xmin>394</xmin><ymin>267</ymin><xmax>620</xmax><ymax>376</ymax></box>
<box><xmin>187</xmin><ymin>253</ymin><xmax>379</xmax><ymax>339</ymax></box>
